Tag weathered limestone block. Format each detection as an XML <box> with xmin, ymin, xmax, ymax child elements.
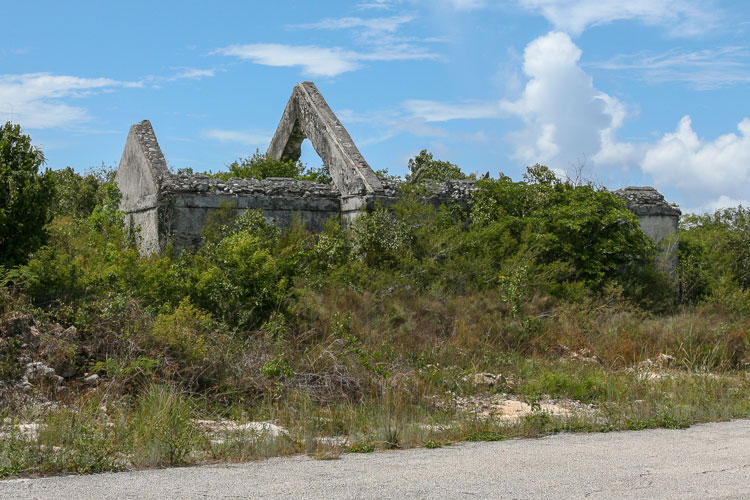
<box><xmin>115</xmin><ymin>120</ymin><xmax>171</xmax><ymax>255</ymax></box>
<box><xmin>267</xmin><ymin>82</ymin><xmax>383</xmax><ymax>198</ymax></box>
<box><xmin>612</xmin><ymin>187</ymin><xmax>681</xmax><ymax>243</ymax></box>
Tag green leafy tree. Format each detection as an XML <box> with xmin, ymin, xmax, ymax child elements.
<box><xmin>471</xmin><ymin>165</ymin><xmax>656</xmax><ymax>290</ymax></box>
<box><xmin>0</xmin><ymin>122</ymin><xmax>55</xmax><ymax>266</ymax></box>
<box><xmin>228</xmin><ymin>151</ymin><xmax>302</xmax><ymax>179</ymax></box>
<box><xmin>678</xmin><ymin>207</ymin><xmax>750</xmax><ymax>306</ymax></box>
<box><xmin>49</xmin><ymin>165</ymin><xmax>117</xmax><ymax>219</ymax></box>
<box><xmin>218</xmin><ymin>150</ymin><xmax>332</xmax><ymax>183</ymax></box>
<box><xmin>406</xmin><ymin>149</ymin><xmax>473</xmax><ymax>183</ymax></box>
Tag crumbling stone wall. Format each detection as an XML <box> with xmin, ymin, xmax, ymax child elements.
<box><xmin>115</xmin><ymin>120</ymin><xmax>341</xmax><ymax>253</ymax></box>
<box><xmin>613</xmin><ymin>186</ymin><xmax>681</xmax><ymax>244</ymax></box>
<box><xmin>116</xmin><ymin>82</ymin><xmax>681</xmax><ymax>255</ymax></box>
<box><xmin>161</xmin><ymin>175</ymin><xmax>340</xmax><ymax>249</ymax></box>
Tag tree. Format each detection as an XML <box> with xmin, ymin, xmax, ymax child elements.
<box><xmin>48</xmin><ymin>165</ymin><xmax>115</xmax><ymax>219</ymax></box>
<box><xmin>678</xmin><ymin>207</ymin><xmax>750</xmax><ymax>304</ymax></box>
<box><xmin>406</xmin><ymin>149</ymin><xmax>473</xmax><ymax>183</ymax></box>
<box><xmin>0</xmin><ymin>122</ymin><xmax>55</xmax><ymax>266</ymax></box>
<box><xmin>219</xmin><ymin>150</ymin><xmax>332</xmax><ymax>184</ymax></box>
<box><xmin>470</xmin><ymin>165</ymin><xmax>655</xmax><ymax>289</ymax></box>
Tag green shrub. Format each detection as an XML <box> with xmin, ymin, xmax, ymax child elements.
<box><xmin>48</xmin><ymin>165</ymin><xmax>115</xmax><ymax>220</ymax></box>
<box><xmin>470</xmin><ymin>165</ymin><xmax>657</xmax><ymax>293</ymax></box>
<box><xmin>261</xmin><ymin>357</ymin><xmax>294</xmax><ymax>379</ymax></box>
<box><xmin>678</xmin><ymin>208</ymin><xmax>750</xmax><ymax>310</ymax></box>
<box><xmin>349</xmin><ymin>208</ymin><xmax>413</xmax><ymax>268</ymax></box>
<box><xmin>406</xmin><ymin>149</ymin><xmax>474</xmax><ymax>182</ymax></box>
<box><xmin>191</xmin><ymin>230</ymin><xmax>285</xmax><ymax>328</ymax></box>
<box><xmin>214</xmin><ymin>150</ymin><xmax>332</xmax><ymax>183</ymax></box>
<box><xmin>150</xmin><ymin>299</ymin><xmax>214</xmax><ymax>363</ymax></box>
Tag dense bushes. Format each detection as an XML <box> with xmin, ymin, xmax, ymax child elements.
<box><xmin>678</xmin><ymin>207</ymin><xmax>750</xmax><ymax>312</ymax></box>
<box><xmin>209</xmin><ymin>150</ymin><xmax>331</xmax><ymax>184</ymax></box>
<box><xmin>5</xmin><ymin>135</ymin><xmax>750</xmax><ymax>480</ymax></box>
<box><xmin>406</xmin><ymin>149</ymin><xmax>473</xmax><ymax>182</ymax></box>
<box><xmin>5</xmin><ymin>137</ymin><xmax>750</xmax><ymax>407</ymax></box>
<box><xmin>470</xmin><ymin>165</ymin><xmax>656</xmax><ymax>292</ymax></box>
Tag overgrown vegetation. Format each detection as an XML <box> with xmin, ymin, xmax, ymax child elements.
<box><xmin>1</xmin><ymin>123</ymin><xmax>749</xmax><ymax>478</ymax></box>
<box><xmin>0</xmin><ymin>122</ymin><xmax>55</xmax><ymax>267</ymax></box>
<box><xmin>176</xmin><ymin>150</ymin><xmax>332</xmax><ymax>184</ymax></box>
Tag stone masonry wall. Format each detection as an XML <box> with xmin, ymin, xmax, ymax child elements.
<box><xmin>161</xmin><ymin>175</ymin><xmax>340</xmax><ymax>249</ymax></box>
<box><xmin>613</xmin><ymin>186</ymin><xmax>681</xmax><ymax>244</ymax></box>
<box><xmin>116</xmin><ymin>84</ymin><xmax>681</xmax><ymax>255</ymax></box>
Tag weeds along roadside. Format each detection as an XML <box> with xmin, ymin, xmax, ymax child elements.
<box><xmin>1</xmin><ymin>162</ymin><xmax>750</xmax><ymax>477</ymax></box>
<box><xmin>1</xmin><ymin>367</ymin><xmax>749</xmax><ymax>477</ymax></box>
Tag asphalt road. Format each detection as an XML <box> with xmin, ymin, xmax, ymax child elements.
<box><xmin>3</xmin><ymin>419</ymin><xmax>749</xmax><ymax>499</ymax></box>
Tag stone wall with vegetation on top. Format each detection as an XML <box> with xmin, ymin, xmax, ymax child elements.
<box><xmin>115</xmin><ymin>84</ymin><xmax>680</xmax><ymax>254</ymax></box>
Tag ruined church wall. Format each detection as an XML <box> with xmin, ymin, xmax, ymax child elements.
<box><xmin>116</xmin><ymin>87</ymin><xmax>681</xmax><ymax>257</ymax></box>
<box><xmin>160</xmin><ymin>176</ymin><xmax>341</xmax><ymax>251</ymax></box>
<box><xmin>124</xmin><ymin>209</ymin><xmax>163</xmax><ymax>255</ymax></box>
<box><xmin>635</xmin><ymin>215</ymin><xmax>679</xmax><ymax>244</ymax></box>
<box><xmin>115</xmin><ymin>120</ymin><xmax>171</xmax><ymax>255</ymax></box>
<box><xmin>613</xmin><ymin>186</ymin><xmax>681</xmax><ymax>245</ymax></box>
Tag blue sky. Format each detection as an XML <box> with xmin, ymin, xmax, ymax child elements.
<box><xmin>1</xmin><ymin>0</ymin><xmax>748</xmax><ymax>213</ymax></box>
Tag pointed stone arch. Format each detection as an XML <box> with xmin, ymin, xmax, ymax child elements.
<box><xmin>267</xmin><ymin>81</ymin><xmax>383</xmax><ymax>197</ymax></box>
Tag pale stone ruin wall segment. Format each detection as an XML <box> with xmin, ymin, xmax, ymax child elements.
<box><xmin>116</xmin><ymin>82</ymin><xmax>681</xmax><ymax>255</ymax></box>
<box><xmin>115</xmin><ymin>120</ymin><xmax>171</xmax><ymax>255</ymax></box>
<box><xmin>613</xmin><ymin>186</ymin><xmax>681</xmax><ymax>244</ymax></box>
<box><xmin>267</xmin><ymin>81</ymin><xmax>384</xmax><ymax>223</ymax></box>
<box><xmin>115</xmin><ymin>119</ymin><xmax>341</xmax><ymax>253</ymax></box>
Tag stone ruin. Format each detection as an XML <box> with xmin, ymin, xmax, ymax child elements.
<box><xmin>115</xmin><ymin>81</ymin><xmax>681</xmax><ymax>255</ymax></box>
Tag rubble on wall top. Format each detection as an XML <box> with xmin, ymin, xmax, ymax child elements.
<box><xmin>159</xmin><ymin>174</ymin><xmax>340</xmax><ymax>197</ymax></box>
<box><xmin>612</xmin><ymin>186</ymin><xmax>681</xmax><ymax>217</ymax></box>
<box><xmin>132</xmin><ymin>120</ymin><xmax>169</xmax><ymax>175</ymax></box>
<box><xmin>380</xmin><ymin>179</ymin><xmax>478</xmax><ymax>199</ymax></box>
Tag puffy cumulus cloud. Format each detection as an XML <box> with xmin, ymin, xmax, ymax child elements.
<box><xmin>642</xmin><ymin>116</ymin><xmax>750</xmax><ymax>209</ymax></box>
<box><xmin>0</xmin><ymin>73</ymin><xmax>141</xmax><ymax>129</ymax></box>
<box><xmin>517</xmin><ymin>0</ymin><xmax>717</xmax><ymax>37</ymax></box>
<box><xmin>500</xmin><ymin>31</ymin><xmax>750</xmax><ymax>211</ymax></box>
<box><xmin>500</xmin><ymin>31</ymin><xmax>632</xmax><ymax>172</ymax></box>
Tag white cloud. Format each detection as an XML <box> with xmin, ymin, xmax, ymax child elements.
<box><xmin>442</xmin><ymin>0</ymin><xmax>487</xmax><ymax>10</ymax></box>
<box><xmin>357</xmin><ymin>0</ymin><xmax>394</xmax><ymax>9</ymax></box>
<box><xmin>214</xmin><ymin>44</ymin><xmax>360</xmax><ymax>77</ymax></box>
<box><xmin>403</xmin><ymin>99</ymin><xmax>504</xmax><ymax>121</ymax></box>
<box><xmin>500</xmin><ymin>31</ymin><xmax>630</xmax><ymax>170</ymax></box>
<box><xmin>701</xmin><ymin>195</ymin><xmax>750</xmax><ymax>213</ymax></box>
<box><xmin>170</xmin><ymin>68</ymin><xmax>217</xmax><ymax>80</ymax></box>
<box><xmin>202</xmin><ymin>129</ymin><xmax>270</xmax><ymax>146</ymax></box>
<box><xmin>495</xmin><ymin>30</ymin><xmax>750</xmax><ymax>210</ymax></box>
<box><xmin>593</xmin><ymin>46</ymin><xmax>750</xmax><ymax>90</ymax></box>
<box><xmin>0</xmin><ymin>73</ymin><xmax>141</xmax><ymax>129</ymax></box>
<box><xmin>290</xmin><ymin>15</ymin><xmax>416</xmax><ymax>34</ymax></box>
<box><xmin>357</xmin><ymin>0</ymin><xmax>488</xmax><ymax>11</ymax></box>
<box><xmin>214</xmin><ymin>43</ymin><xmax>436</xmax><ymax>77</ymax></box>
<box><xmin>641</xmin><ymin>116</ymin><xmax>750</xmax><ymax>206</ymax></box>
<box><xmin>517</xmin><ymin>0</ymin><xmax>718</xmax><ymax>36</ymax></box>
